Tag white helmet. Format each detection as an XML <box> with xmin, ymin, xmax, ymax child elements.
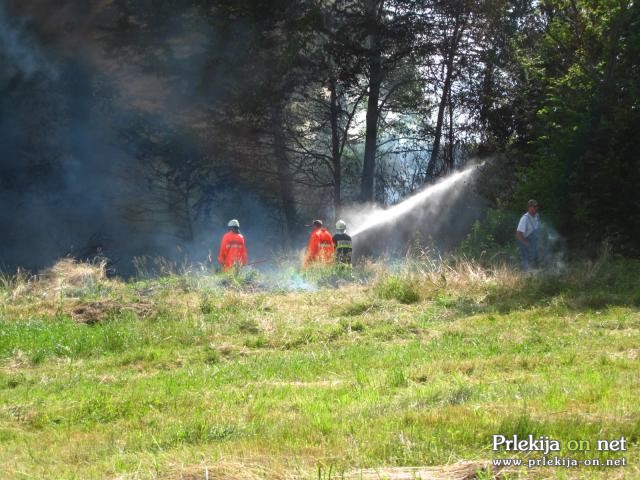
<box><xmin>336</xmin><ymin>220</ymin><xmax>347</xmax><ymax>231</ymax></box>
<box><xmin>227</xmin><ymin>219</ymin><xmax>240</xmax><ymax>228</ymax></box>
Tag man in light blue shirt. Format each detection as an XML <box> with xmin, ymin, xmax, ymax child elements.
<box><xmin>516</xmin><ymin>199</ymin><xmax>540</xmax><ymax>271</ymax></box>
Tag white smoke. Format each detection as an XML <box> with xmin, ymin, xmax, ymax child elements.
<box><xmin>0</xmin><ymin>3</ymin><xmax>58</xmax><ymax>84</ymax></box>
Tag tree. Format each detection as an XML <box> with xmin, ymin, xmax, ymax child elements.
<box><xmin>484</xmin><ymin>0</ymin><xmax>640</xmax><ymax>254</ymax></box>
<box><xmin>425</xmin><ymin>0</ymin><xmax>470</xmax><ymax>179</ymax></box>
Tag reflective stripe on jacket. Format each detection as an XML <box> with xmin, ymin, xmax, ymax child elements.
<box><xmin>332</xmin><ymin>233</ymin><xmax>352</xmax><ymax>264</ymax></box>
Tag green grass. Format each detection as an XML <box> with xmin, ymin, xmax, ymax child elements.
<box><xmin>374</xmin><ymin>275</ymin><xmax>421</xmax><ymax>304</ymax></box>
<box><xmin>0</xmin><ymin>258</ymin><xmax>638</xmax><ymax>479</ymax></box>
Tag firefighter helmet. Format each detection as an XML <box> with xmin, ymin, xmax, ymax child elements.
<box><xmin>335</xmin><ymin>220</ymin><xmax>347</xmax><ymax>231</ymax></box>
<box><xmin>227</xmin><ymin>219</ymin><xmax>240</xmax><ymax>228</ymax></box>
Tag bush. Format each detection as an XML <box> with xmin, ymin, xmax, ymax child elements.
<box><xmin>457</xmin><ymin>209</ymin><xmax>519</xmax><ymax>263</ymax></box>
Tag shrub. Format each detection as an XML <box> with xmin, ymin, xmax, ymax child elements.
<box><xmin>457</xmin><ymin>209</ymin><xmax>519</xmax><ymax>263</ymax></box>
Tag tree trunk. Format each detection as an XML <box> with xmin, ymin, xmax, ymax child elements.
<box><xmin>427</xmin><ymin>56</ymin><xmax>455</xmax><ymax>178</ymax></box>
<box><xmin>272</xmin><ymin>104</ymin><xmax>297</xmax><ymax>245</ymax></box>
<box><xmin>181</xmin><ymin>189</ymin><xmax>194</xmax><ymax>243</ymax></box>
<box><xmin>426</xmin><ymin>12</ymin><xmax>467</xmax><ymax>179</ymax></box>
<box><xmin>329</xmin><ymin>76</ymin><xmax>342</xmax><ymax>215</ymax></box>
<box><xmin>360</xmin><ymin>0</ymin><xmax>383</xmax><ymax>202</ymax></box>
<box><xmin>479</xmin><ymin>49</ymin><xmax>496</xmax><ymax>144</ymax></box>
<box><xmin>446</xmin><ymin>101</ymin><xmax>455</xmax><ymax>172</ymax></box>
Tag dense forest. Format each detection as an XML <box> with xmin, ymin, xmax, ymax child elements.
<box><xmin>1</xmin><ymin>0</ymin><xmax>638</xmax><ymax>273</ymax></box>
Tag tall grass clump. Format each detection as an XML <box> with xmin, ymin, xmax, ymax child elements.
<box><xmin>39</xmin><ymin>257</ymin><xmax>110</xmax><ymax>297</ymax></box>
<box><xmin>374</xmin><ymin>275</ymin><xmax>420</xmax><ymax>304</ymax></box>
<box><xmin>2</xmin><ymin>257</ymin><xmax>115</xmax><ymax>301</ymax></box>
<box><xmin>0</xmin><ymin>268</ymin><xmax>36</xmax><ymax>299</ymax></box>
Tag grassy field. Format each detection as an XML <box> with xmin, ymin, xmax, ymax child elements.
<box><xmin>0</xmin><ymin>257</ymin><xmax>639</xmax><ymax>479</ymax></box>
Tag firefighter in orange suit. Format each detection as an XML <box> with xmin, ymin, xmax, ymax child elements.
<box><xmin>217</xmin><ymin>219</ymin><xmax>248</xmax><ymax>271</ymax></box>
<box><xmin>305</xmin><ymin>220</ymin><xmax>334</xmax><ymax>266</ymax></box>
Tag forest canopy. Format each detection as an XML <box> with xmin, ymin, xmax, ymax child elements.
<box><xmin>1</xmin><ymin>0</ymin><xmax>638</xmax><ymax>273</ymax></box>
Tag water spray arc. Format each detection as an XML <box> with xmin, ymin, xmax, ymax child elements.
<box><xmin>349</xmin><ymin>164</ymin><xmax>482</xmax><ymax>237</ymax></box>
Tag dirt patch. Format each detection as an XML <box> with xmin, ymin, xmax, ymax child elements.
<box><xmin>345</xmin><ymin>461</ymin><xmax>503</xmax><ymax>480</ymax></box>
<box><xmin>68</xmin><ymin>300</ymin><xmax>155</xmax><ymax>324</ymax></box>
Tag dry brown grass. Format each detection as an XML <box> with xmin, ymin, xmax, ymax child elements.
<box><xmin>160</xmin><ymin>460</ymin><xmax>296</xmax><ymax>480</ymax></box>
<box><xmin>157</xmin><ymin>460</ymin><xmax>504</xmax><ymax>480</ymax></box>
<box><xmin>0</xmin><ymin>267</ymin><xmax>38</xmax><ymax>298</ymax></box>
<box><xmin>1</xmin><ymin>257</ymin><xmax>114</xmax><ymax>300</ymax></box>
<box><xmin>40</xmin><ymin>257</ymin><xmax>108</xmax><ymax>292</ymax></box>
<box><xmin>417</xmin><ymin>258</ymin><xmax>521</xmax><ymax>293</ymax></box>
<box><xmin>346</xmin><ymin>461</ymin><xmax>504</xmax><ymax>479</ymax></box>
<box><xmin>67</xmin><ymin>299</ymin><xmax>155</xmax><ymax>324</ymax></box>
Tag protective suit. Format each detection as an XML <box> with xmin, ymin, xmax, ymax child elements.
<box><xmin>333</xmin><ymin>220</ymin><xmax>352</xmax><ymax>265</ymax></box>
<box><xmin>305</xmin><ymin>221</ymin><xmax>334</xmax><ymax>265</ymax></box>
<box><xmin>218</xmin><ymin>221</ymin><xmax>248</xmax><ymax>271</ymax></box>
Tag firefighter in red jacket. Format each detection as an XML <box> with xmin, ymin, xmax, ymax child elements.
<box><xmin>217</xmin><ymin>219</ymin><xmax>248</xmax><ymax>271</ymax></box>
<box><xmin>305</xmin><ymin>220</ymin><xmax>334</xmax><ymax>266</ymax></box>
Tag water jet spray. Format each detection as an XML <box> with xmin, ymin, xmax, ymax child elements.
<box><xmin>349</xmin><ymin>164</ymin><xmax>482</xmax><ymax>238</ymax></box>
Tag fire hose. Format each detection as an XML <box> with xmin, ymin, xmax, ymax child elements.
<box><xmin>207</xmin><ymin>257</ymin><xmax>271</xmax><ymax>268</ymax></box>
<box><xmin>245</xmin><ymin>259</ymin><xmax>271</xmax><ymax>267</ymax></box>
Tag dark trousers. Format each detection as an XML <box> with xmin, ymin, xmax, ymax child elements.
<box><xmin>518</xmin><ymin>232</ymin><xmax>538</xmax><ymax>271</ymax></box>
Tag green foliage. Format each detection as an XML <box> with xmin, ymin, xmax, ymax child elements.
<box><xmin>387</xmin><ymin>368</ymin><xmax>408</xmax><ymax>388</ymax></box>
<box><xmin>374</xmin><ymin>275</ymin><xmax>420</xmax><ymax>304</ymax></box>
<box><xmin>458</xmin><ymin>209</ymin><xmax>520</xmax><ymax>262</ymax></box>
<box><xmin>507</xmin><ymin>0</ymin><xmax>640</xmax><ymax>254</ymax></box>
<box><xmin>219</xmin><ymin>267</ymin><xmax>260</xmax><ymax>289</ymax></box>
<box><xmin>339</xmin><ymin>301</ymin><xmax>378</xmax><ymax>317</ymax></box>
<box><xmin>498</xmin><ymin>413</ymin><xmax>546</xmax><ymax>439</ymax></box>
<box><xmin>0</xmin><ymin>316</ymin><xmax>144</xmax><ymax>362</ymax></box>
<box><xmin>199</xmin><ymin>293</ymin><xmax>217</xmax><ymax>315</ymax></box>
<box><xmin>169</xmin><ymin>422</ymin><xmax>237</xmax><ymax>446</ymax></box>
